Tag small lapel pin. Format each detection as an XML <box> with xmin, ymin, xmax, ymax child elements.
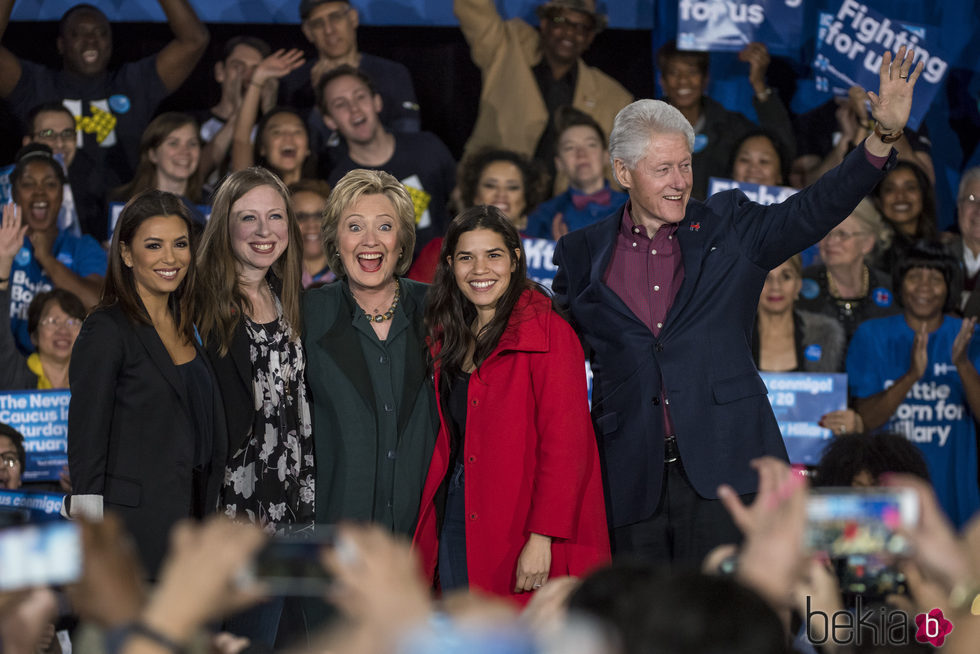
<box><xmin>690</xmin><ymin>222</ymin><xmax>700</xmax><ymax>232</ymax></box>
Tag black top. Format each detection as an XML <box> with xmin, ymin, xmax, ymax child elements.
<box><xmin>532</xmin><ymin>60</ymin><xmax>577</xmax><ymax>179</ymax></box>
<box><xmin>176</xmin><ymin>353</ymin><xmax>214</xmax><ymax>471</ymax></box>
<box><xmin>446</xmin><ymin>370</ymin><xmax>471</xmax><ymax>468</ymax></box>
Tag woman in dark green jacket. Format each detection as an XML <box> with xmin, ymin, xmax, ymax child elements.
<box><xmin>303</xmin><ymin>169</ymin><xmax>438</xmax><ymax>535</ymax></box>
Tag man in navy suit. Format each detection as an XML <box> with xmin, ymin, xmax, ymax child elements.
<box><xmin>553</xmin><ymin>47</ymin><xmax>922</xmax><ymax>564</ymax></box>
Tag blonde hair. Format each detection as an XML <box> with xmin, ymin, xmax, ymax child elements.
<box><xmin>193</xmin><ymin>167</ymin><xmax>303</xmax><ymax>356</ymax></box>
<box><xmin>321</xmin><ymin>169</ymin><xmax>416</xmax><ymax>277</ymax></box>
<box><xmin>849</xmin><ymin>197</ymin><xmax>892</xmax><ymax>257</ymax></box>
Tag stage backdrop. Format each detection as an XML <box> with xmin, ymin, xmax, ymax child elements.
<box><xmin>10</xmin><ymin>0</ymin><xmax>654</xmax><ymax>28</ymax></box>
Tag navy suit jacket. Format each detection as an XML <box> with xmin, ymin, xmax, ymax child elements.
<box><xmin>553</xmin><ymin>144</ymin><xmax>893</xmax><ymax>528</ymax></box>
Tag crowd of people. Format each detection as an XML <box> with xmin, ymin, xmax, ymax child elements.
<box><xmin>1</xmin><ymin>1</ymin><xmax>980</xmax><ymax>653</ymax></box>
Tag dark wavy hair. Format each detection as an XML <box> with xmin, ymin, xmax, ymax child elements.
<box><xmin>814</xmin><ymin>432</ymin><xmax>930</xmax><ymax>487</ymax></box>
<box><xmin>456</xmin><ymin>148</ymin><xmax>549</xmax><ymax>217</ymax></box>
<box><xmin>892</xmin><ymin>240</ymin><xmax>961</xmax><ymax>315</ymax></box>
<box><xmin>872</xmin><ymin>160</ymin><xmax>937</xmax><ymax>241</ymax></box>
<box><xmin>727</xmin><ymin>128</ymin><xmax>791</xmax><ymax>187</ymax></box>
<box><xmin>100</xmin><ymin>190</ymin><xmax>198</xmax><ymax>342</ymax></box>
<box><xmin>426</xmin><ymin>205</ymin><xmax>546</xmax><ymax>378</ymax></box>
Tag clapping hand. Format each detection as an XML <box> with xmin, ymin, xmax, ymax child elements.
<box><xmin>952</xmin><ymin>316</ymin><xmax>977</xmax><ymax>368</ymax></box>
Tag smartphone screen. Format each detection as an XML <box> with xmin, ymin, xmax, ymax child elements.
<box><xmin>240</xmin><ymin>530</ymin><xmax>335</xmax><ymax>596</ymax></box>
<box><xmin>0</xmin><ymin>521</ymin><xmax>81</xmax><ymax>591</ymax></box>
<box><xmin>806</xmin><ymin>487</ymin><xmax>918</xmax><ymax>557</ymax></box>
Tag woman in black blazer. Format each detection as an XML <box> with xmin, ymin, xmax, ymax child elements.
<box><xmin>67</xmin><ymin>190</ymin><xmax>226</xmax><ymax>577</ymax></box>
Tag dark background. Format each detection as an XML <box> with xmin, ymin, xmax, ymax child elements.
<box><xmin>0</xmin><ymin>21</ymin><xmax>655</xmax><ymax>165</ymax></box>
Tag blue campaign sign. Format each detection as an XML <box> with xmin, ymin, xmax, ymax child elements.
<box><xmin>759</xmin><ymin>372</ymin><xmax>847</xmax><ymax>465</ymax></box>
<box><xmin>522</xmin><ymin>237</ymin><xmax>558</xmax><ymax>291</ymax></box>
<box><xmin>0</xmin><ymin>489</ymin><xmax>65</xmax><ymax>521</ymax></box>
<box><xmin>0</xmin><ymin>164</ymin><xmax>12</xmax><ymax>208</ymax></box>
<box><xmin>677</xmin><ymin>0</ymin><xmax>804</xmax><ymax>56</ymax></box>
<box><xmin>708</xmin><ymin>177</ymin><xmax>798</xmax><ymax>205</ymax></box>
<box><xmin>813</xmin><ymin>0</ymin><xmax>950</xmax><ymax>131</ymax></box>
<box><xmin>0</xmin><ymin>390</ymin><xmax>70</xmax><ymax>483</ymax></box>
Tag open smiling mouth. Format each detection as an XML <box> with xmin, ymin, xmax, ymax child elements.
<box><xmin>357</xmin><ymin>252</ymin><xmax>383</xmax><ymax>272</ymax></box>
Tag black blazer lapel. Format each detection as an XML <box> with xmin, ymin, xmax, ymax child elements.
<box><xmin>133</xmin><ymin>322</ymin><xmax>185</xmax><ymax>402</ymax></box>
<box><xmin>316</xmin><ymin>291</ymin><xmax>377</xmax><ymax>416</ymax></box>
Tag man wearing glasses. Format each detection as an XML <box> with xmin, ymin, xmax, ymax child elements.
<box><xmin>280</xmin><ymin>0</ymin><xmax>421</xmax><ymax>155</ymax></box>
<box><xmin>21</xmin><ymin>102</ymin><xmax>109</xmax><ymax>242</ymax></box>
<box><xmin>455</xmin><ymin>0</ymin><xmax>632</xmax><ymax>190</ymax></box>
<box><xmin>0</xmin><ymin>424</ymin><xmax>24</xmax><ymax>490</ymax></box>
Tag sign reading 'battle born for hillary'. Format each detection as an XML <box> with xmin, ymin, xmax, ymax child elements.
<box><xmin>813</xmin><ymin>0</ymin><xmax>949</xmax><ymax>130</ymax></box>
<box><xmin>677</xmin><ymin>0</ymin><xmax>804</xmax><ymax>56</ymax></box>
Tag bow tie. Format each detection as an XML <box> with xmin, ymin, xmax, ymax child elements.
<box><xmin>571</xmin><ymin>188</ymin><xmax>612</xmax><ymax>210</ymax></box>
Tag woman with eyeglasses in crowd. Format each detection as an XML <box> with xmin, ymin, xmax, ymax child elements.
<box><xmin>0</xmin><ymin>204</ymin><xmax>86</xmax><ymax>390</ymax></box>
<box><xmin>797</xmin><ymin>197</ymin><xmax>900</xmax><ymax>344</ymax></box>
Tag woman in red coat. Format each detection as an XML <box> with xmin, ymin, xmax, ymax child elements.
<box><xmin>412</xmin><ymin>205</ymin><xmax>609</xmax><ymax>604</ymax></box>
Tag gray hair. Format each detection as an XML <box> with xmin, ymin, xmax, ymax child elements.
<box><xmin>959</xmin><ymin>166</ymin><xmax>980</xmax><ymax>201</ymax></box>
<box><xmin>608</xmin><ymin>100</ymin><xmax>695</xmax><ymax>184</ymax></box>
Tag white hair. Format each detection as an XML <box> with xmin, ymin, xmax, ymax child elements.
<box><xmin>959</xmin><ymin>166</ymin><xmax>980</xmax><ymax>201</ymax></box>
<box><xmin>608</xmin><ymin>100</ymin><xmax>695</xmax><ymax>184</ymax></box>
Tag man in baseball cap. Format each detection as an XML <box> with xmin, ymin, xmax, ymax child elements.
<box><xmin>455</xmin><ymin>0</ymin><xmax>631</xmax><ymax>191</ymax></box>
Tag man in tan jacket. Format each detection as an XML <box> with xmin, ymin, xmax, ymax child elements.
<box><xmin>455</xmin><ymin>0</ymin><xmax>632</xmax><ymax>190</ymax></box>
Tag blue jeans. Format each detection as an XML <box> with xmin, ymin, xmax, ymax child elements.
<box><xmin>438</xmin><ymin>462</ymin><xmax>468</xmax><ymax>591</ymax></box>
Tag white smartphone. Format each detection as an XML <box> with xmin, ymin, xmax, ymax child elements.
<box><xmin>0</xmin><ymin>521</ymin><xmax>81</xmax><ymax>591</ymax></box>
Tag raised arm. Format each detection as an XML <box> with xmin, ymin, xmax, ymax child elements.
<box><xmin>863</xmin><ymin>45</ymin><xmax>923</xmax><ymax>159</ymax></box>
<box><xmin>229</xmin><ymin>49</ymin><xmax>305</xmax><ymax>173</ymax></box>
<box><xmin>741</xmin><ymin>42</ymin><xmax>796</xmax><ymax>162</ymax></box>
<box><xmin>0</xmin><ymin>0</ymin><xmax>23</xmax><ymax>97</ymax></box>
<box><xmin>454</xmin><ymin>0</ymin><xmax>530</xmax><ymax>69</ymax></box>
<box><xmin>154</xmin><ymin>0</ymin><xmax>210</xmax><ymax>93</ymax></box>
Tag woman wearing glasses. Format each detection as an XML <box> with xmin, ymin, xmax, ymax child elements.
<box><xmin>797</xmin><ymin>198</ymin><xmax>900</xmax><ymax>343</ymax></box>
<box><xmin>0</xmin><ymin>203</ymin><xmax>86</xmax><ymax>390</ymax></box>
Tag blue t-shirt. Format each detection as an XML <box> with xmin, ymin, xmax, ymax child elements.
<box><xmin>847</xmin><ymin>314</ymin><xmax>980</xmax><ymax>527</ymax></box>
<box><xmin>525</xmin><ymin>184</ymin><xmax>628</xmax><ymax>240</ymax></box>
<box><xmin>8</xmin><ymin>230</ymin><xmax>107</xmax><ymax>354</ymax></box>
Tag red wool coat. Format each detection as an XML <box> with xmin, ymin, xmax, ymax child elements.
<box><xmin>412</xmin><ymin>289</ymin><xmax>610</xmax><ymax>603</ymax></box>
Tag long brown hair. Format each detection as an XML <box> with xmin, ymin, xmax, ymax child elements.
<box><xmin>425</xmin><ymin>205</ymin><xmax>546</xmax><ymax>378</ymax></box>
<box><xmin>100</xmin><ymin>190</ymin><xmax>198</xmax><ymax>342</ymax></box>
<box><xmin>113</xmin><ymin>112</ymin><xmax>204</xmax><ymax>204</ymax></box>
<box><xmin>193</xmin><ymin>167</ymin><xmax>303</xmax><ymax>356</ymax></box>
